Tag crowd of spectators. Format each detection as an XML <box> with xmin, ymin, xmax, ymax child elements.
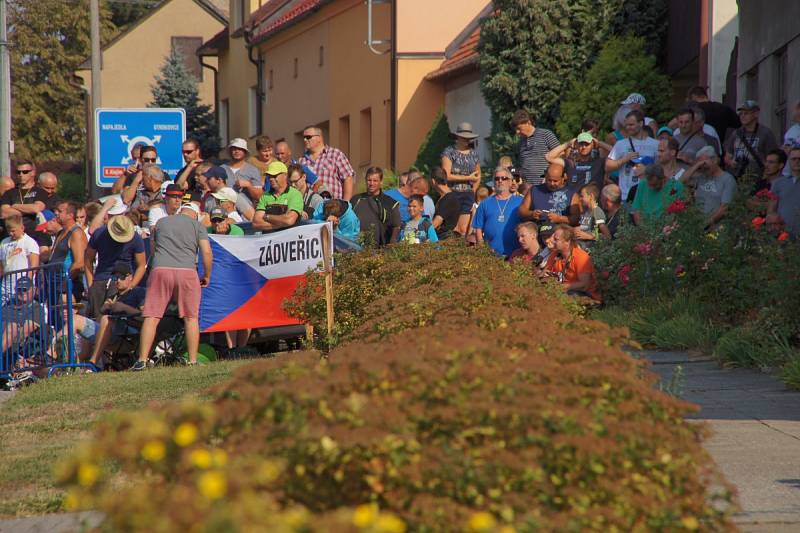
<box><xmin>1</xmin><ymin>86</ymin><xmax>799</xmax><ymax>377</ymax></box>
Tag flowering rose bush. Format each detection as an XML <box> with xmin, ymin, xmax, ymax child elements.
<box><xmin>59</xmin><ymin>242</ymin><xmax>735</xmax><ymax>531</ymax></box>
<box><xmin>592</xmin><ymin>185</ymin><xmax>800</xmax><ymax>379</ymax></box>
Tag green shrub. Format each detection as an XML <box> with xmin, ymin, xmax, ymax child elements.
<box><xmin>555</xmin><ymin>35</ymin><xmax>673</xmax><ymax>139</ymax></box>
<box><xmin>57</xmin><ymin>172</ymin><xmax>86</xmax><ymax>202</ymax></box>
<box><xmin>59</xmin><ymin>243</ymin><xmax>735</xmax><ymax>531</ymax></box>
<box><xmin>412</xmin><ymin>110</ymin><xmax>451</xmax><ymax>175</ymax></box>
<box><xmin>781</xmin><ymin>356</ymin><xmax>800</xmax><ymax>391</ymax></box>
<box><xmin>714</xmin><ymin>327</ymin><xmax>793</xmax><ymax>370</ymax></box>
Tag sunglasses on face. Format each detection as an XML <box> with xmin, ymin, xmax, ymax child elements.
<box><xmin>182</xmin><ymin>149</ymin><xmax>196</xmax><ymax>154</ymax></box>
<box><xmin>303</xmin><ymin>134</ymin><xmax>319</xmax><ymax>140</ymax></box>
<box><xmin>142</xmin><ymin>157</ymin><xmax>157</xmax><ymax>163</ymax></box>
<box><xmin>495</xmin><ymin>176</ymin><xmax>511</xmax><ymax>181</ymax></box>
<box><xmin>16</xmin><ymin>169</ymin><xmax>32</xmax><ymax>174</ymax></box>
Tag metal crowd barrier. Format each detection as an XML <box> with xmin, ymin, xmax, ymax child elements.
<box><xmin>0</xmin><ymin>262</ymin><xmax>86</xmax><ymax>381</ymax></box>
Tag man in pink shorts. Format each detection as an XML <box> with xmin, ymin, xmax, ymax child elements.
<box><xmin>132</xmin><ymin>202</ymin><xmax>212</xmax><ymax>370</ymax></box>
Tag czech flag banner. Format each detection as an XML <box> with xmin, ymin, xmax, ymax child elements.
<box><xmin>199</xmin><ymin>222</ymin><xmax>332</xmax><ymax>332</ymax></box>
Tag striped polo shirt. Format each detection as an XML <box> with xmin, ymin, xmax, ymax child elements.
<box><xmin>517</xmin><ymin>127</ymin><xmax>560</xmax><ymax>186</ymax></box>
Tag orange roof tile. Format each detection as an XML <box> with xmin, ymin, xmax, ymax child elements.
<box><xmin>426</xmin><ymin>25</ymin><xmax>480</xmax><ymax>81</ymax></box>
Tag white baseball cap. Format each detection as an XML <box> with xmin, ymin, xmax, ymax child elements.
<box><xmin>180</xmin><ymin>202</ymin><xmax>201</xmax><ymax>217</ymax></box>
<box><xmin>99</xmin><ymin>194</ymin><xmax>128</xmax><ymax>215</ymax></box>
<box><xmin>228</xmin><ymin>138</ymin><xmax>249</xmax><ymax>151</ymax></box>
<box><xmin>211</xmin><ymin>187</ymin><xmax>238</xmax><ymax>204</ymax></box>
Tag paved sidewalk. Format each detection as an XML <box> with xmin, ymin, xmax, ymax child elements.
<box><xmin>0</xmin><ymin>512</ymin><xmax>102</xmax><ymax>532</ymax></box>
<box><xmin>643</xmin><ymin>350</ymin><xmax>800</xmax><ymax>532</ymax></box>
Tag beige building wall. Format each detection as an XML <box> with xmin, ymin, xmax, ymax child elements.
<box><xmin>395</xmin><ymin>0</ymin><xmax>489</xmax><ymax>53</ymax></box>
<box><xmin>216</xmin><ymin>35</ymin><xmax>258</xmax><ymax>147</ymax></box>
<box><xmin>395</xmin><ymin>58</ymin><xmax>445</xmax><ymax>170</ymax></box>
<box><xmin>76</xmin><ymin>0</ymin><xmax>224</xmax><ymax>109</ymax></box>
<box><xmin>258</xmin><ymin>0</ymin><xmax>391</xmax><ymax>175</ymax></box>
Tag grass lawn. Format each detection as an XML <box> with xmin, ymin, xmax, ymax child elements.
<box><xmin>0</xmin><ymin>360</ymin><xmax>254</xmax><ymax>517</ymax></box>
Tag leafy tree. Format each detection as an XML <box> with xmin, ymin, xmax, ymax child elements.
<box><xmin>150</xmin><ymin>49</ymin><xmax>220</xmax><ymax>158</ymax></box>
<box><xmin>8</xmin><ymin>0</ymin><xmax>115</xmax><ymax>161</ymax></box>
<box><xmin>610</xmin><ymin>0</ymin><xmax>669</xmax><ymax>66</ymax></box>
<box><xmin>412</xmin><ymin>110</ymin><xmax>451</xmax><ymax>174</ymax></box>
<box><xmin>108</xmin><ymin>0</ymin><xmax>159</xmax><ymax>29</ymax></box>
<box><xmin>555</xmin><ymin>35</ymin><xmax>673</xmax><ymax>140</ymax></box>
<box><xmin>478</xmin><ymin>0</ymin><xmax>624</xmax><ymax>160</ymax></box>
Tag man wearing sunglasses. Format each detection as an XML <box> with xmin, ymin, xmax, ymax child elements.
<box><xmin>175</xmin><ymin>138</ymin><xmax>204</xmax><ymax>191</ymax></box>
<box><xmin>0</xmin><ymin>159</ymin><xmax>48</xmax><ymax>246</ymax></box>
<box><xmin>473</xmin><ymin>167</ymin><xmax>524</xmax><ymax>257</ymax></box>
<box><xmin>113</xmin><ymin>145</ymin><xmax>169</xmax><ymax>193</ymax></box>
<box><xmin>299</xmin><ymin>126</ymin><xmax>355</xmax><ymax>201</ymax></box>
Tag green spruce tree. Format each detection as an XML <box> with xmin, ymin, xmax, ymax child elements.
<box><xmin>9</xmin><ymin>0</ymin><xmax>115</xmax><ymax>160</ymax></box>
<box><xmin>478</xmin><ymin>0</ymin><xmax>624</xmax><ymax>160</ymax></box>
<box><xmin>555</xmin><ymin>36</ymin><xmax>673</xmax><ymax>139</ymax></box>
<box><xmin>150</xmin><ymin>50</ymin><xmax>220</xmax><ymax>158</ymax></box>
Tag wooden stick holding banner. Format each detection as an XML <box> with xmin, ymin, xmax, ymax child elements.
<box><xmin>320</xmin><ymin>223</ymin><xmax>334</xmax><ymax>337</ymax></box>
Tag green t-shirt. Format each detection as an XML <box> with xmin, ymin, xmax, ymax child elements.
<box><xmin>208</xmin><ymin>223</ymin><xmax>244</xmax><ymax>236</ymax></box>
<box><xmin>631</xmin><ymin>179</ymin><xmax>684</xmax><ymax>220</ymax></box>
<box><xmin>256</xmin><ymin>187</ymin><xmax>304</xmax><ymax>214</ymax></box>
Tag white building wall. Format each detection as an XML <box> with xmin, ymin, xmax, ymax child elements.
<box><xmin>709</xmin><ymin>0</ymin><xmax>738</xmax><ymax>101</ymax></box>
<box><xmin>444</xmin><ymin>77</ymin><xmax>492</xmax><ymax>165</ymax></box>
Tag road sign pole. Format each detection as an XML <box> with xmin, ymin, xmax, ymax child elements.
<box><xmin>0</xmin><ymin>0</ymin><xmax>11</xmax><ymax>177</ymax></box>
<box><xmin>89</xmin><ymin>0</ymin><xmax>102</xmax><ymax>197</ymax></box>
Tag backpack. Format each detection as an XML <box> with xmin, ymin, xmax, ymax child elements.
<box><xmin>402</xmin><ymin>217</ymin><xmax>433</xmax><ymax>244</ymax></box>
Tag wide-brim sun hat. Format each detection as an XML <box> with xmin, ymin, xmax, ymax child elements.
<box><xmin>108</xmin><ymin>215</ymin><xmax>135</xmax><ymax>243</ymax></box>
<box><xmin>228</xmin><ymin>138</ymin><xmax>249</xmax><ymax>151</ymax></box>
<box><xmin>451</xmin><ymin>122</ymin><xmax>479</xmax><ymax>140</ymax></box>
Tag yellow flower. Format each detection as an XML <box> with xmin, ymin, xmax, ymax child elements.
<box><xmin>141</xmin><ymin>440</ymin><xmax>166</xmax><ymax>462</ymax></box>
<box><xmin>498</xmin><ymin>527</ymin><xmax>516</xmax><ymax>533</ymax></box>
<box><xmin>211</xmin><ymin>448</ymin><xmax>228</xmax><ymax>467</ymax></box>
<box><xmin>680</xmin><ymin>516</ymin><xmax>699</xmax><ymax>530</ymax></box>
<box><xmin>77</xmin><ymin>463</ymin><xmax>100</xmax><ymax>488</ymax></box>
<box><xmin>661</xmin><ymin>453</ymin><xmax>673</xmax><ymax>464</ymax></box>
<box><xmin>63</xmin><ymin>490</ymin><xmax>82</xmax><ymax>511</ymax></box>
<box><xmin>467</xmin><ymin>511</ymin><xmax>497</xmax><ymax>532</ymax></box>
<box><xmin>375</xmin><ymin>512</ymin><xmax>406</xmax><ymax>533</ymax></box>
<box><xmin>189</xmin><ymin>449</ymin><xmax>212</xmax><ymax>469</ymax></box>
<box><xmin>320</xmin><ymin>435</ymin><xmax>337</xmax><ymax>453</ymax></box>
<box><xmin>257</xmin><ymin>460</ymin><xmax>281</xmax><ymax>484</ymax></box>
<box><xmin>352</xmin><ymin>503</ymin><xmax>378</xmax><ymax>528</ymax></box>
<box><xmin>197</xmin><ymin>471</ymin><xmax>227</xmax><ymax>500</ymax></box>
<box><xmin>174</xmin><ymin>422</ymin><xmax>199</xmax><ymax>447</ymax></box>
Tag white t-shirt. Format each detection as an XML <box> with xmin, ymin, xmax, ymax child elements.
<box><xmin>0</xmin><ymin>234</ymin><xmax>39</xmax><ymax>273</ymax></box>
<box><xmin>783</xmin><ymin>124</ymin><xmax>800</xmax><ymax>176</ymax></box>
<box><xmin>609</xmin><ymin>136</ymin><xmax>660</xmax><ymax>201</ymax></box>
<box><xmin>148</xmin><ymin>205</ymin><xmax>168</xmax><ymax>229</ymax></box>
<box><xmin>227</xmin><ymin>210</ymin><xmax>243</xmax><ymax>223</ymax></box>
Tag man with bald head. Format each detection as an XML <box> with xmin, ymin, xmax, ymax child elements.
<box><xmin>518</xmin><ymin>162</ymin><xmax>580</xmax><ymax>226</ymax></box>
<box><xmin>38</xmin><ymin>172</ymin><xmax>60</xmax><ymax>210</ymax></box>
<box><xmin>299</xmin><ymin>126</ymin><xmax>355</xmax><ymax>200</ymax></box>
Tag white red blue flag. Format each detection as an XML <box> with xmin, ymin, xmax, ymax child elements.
<box><xmin>199</xmin><ymin>223</ymin><xmax>332</xmax><ymax>332</ymax></box>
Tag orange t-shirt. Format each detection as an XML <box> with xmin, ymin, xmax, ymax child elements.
<box><xmin>545</xmin><ymin>246</ymin><xmax>601</xmax><ymax>301</ymax></box>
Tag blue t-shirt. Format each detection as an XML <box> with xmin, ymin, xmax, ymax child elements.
<box><xmin>530</xmin><ymin>184</ymin><xmax>575</xmax><ymax>224</ymax></box>
<box><xmin>88</xmin><ymin>226</ymin><xmax>146</xmax><ymax>282</ymax></box>
<box><xmin>312</xmin><ymin>200</ymin><xmax>361</xmax><ymax>242</ymax></box>
<box><xmin>384</xmin><ymin>188</ymin><xmax>410</xmax><ymax>223</ymax></box>
<box><xmin>118</xmin><ymin>286</ymin><xmax>146</xmax><ymax>309</ymax></box>
<box><xmin>473</xmin><ymin>195</ymin><xmax>523</xmax><ymax>257</ymax></box>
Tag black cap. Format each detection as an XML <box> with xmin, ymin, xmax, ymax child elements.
<box><xmin>209</xmin><ymin>207</ymin><xmax>226</xmax><ymax>221</ymax></box>
<box><xmin>539</xmin><ymin>224</ymin><xmax>556</xmax><ymax>237</ymax></box>
<box><xmin>182</xmin><ymin>190</ymin><xmax>203</xmax><ymax>205</ymax></box>
<box><xmin>165</xmin><ymin>183</ymin><xmax>184</xmax><ymax>197</ymax></box>
<box><xmin>112</xmin><ymin>261</ymin><xmax>132</xmax><ymax>277</ymax></box>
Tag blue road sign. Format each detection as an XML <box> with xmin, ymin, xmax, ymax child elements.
<box><xmin>94</xmin><ymin>108</ymin><xmax>186</xmax><ymax>187</ymax></box>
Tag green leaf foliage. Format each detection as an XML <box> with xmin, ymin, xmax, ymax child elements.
<box><xmin>478</xmin><ymin>0</ymin><xmax>624</xmax><ymax>159</ymax></box>
<box><xmin>150</xmin><ymin>49</ymin><xmax>220</xmax><ymax>158</ymax></box>
<box><xmin>9</xmin><ymin>0</ymin><xmax>115</xmax><ymax>161</ymax></box>
<box><xmin>412</xmin><ymin>109</ymin><xmax>451</xmax><ymax>174</ymax></box>
<box><xmin>555</xmin><ymin>35</ymin><xmax>672</xmax><ymax>140</ymax></box>
<box><xmin>609</xmin><ymin>0</ymin><xmax>669</xmax><ymax>65</ymax></box>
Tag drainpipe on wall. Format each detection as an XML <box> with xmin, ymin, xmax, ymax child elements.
<box><xmin>244</xmin><ymin>26</ymin><xmax>264</xmax><ymax>136</ymax></box>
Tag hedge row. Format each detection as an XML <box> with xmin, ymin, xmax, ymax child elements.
<box><xmin>58</xmin><ymin>241</ymin><xmax>735</xmax><ymax>531</ymax></box>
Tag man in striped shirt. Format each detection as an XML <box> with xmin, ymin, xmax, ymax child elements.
<box><xmin>512</xmin><ymin>110</ymin><xmax>560</xmax><ymax>186</ymax></box>
<box><xmin>299</xmin><ymin>126</ymin><xmax>355</xmax><ymax>201</ymax></box>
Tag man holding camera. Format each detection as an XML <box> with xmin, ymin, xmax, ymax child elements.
<box><xmin>723</xmin><ymin>101</ymin><xmax>779</xmax><ymax>179</ymax></box>
<box><xmin>606</xmin><ymin>110</ymin><xmax>660</xmax><ymax>202</ymax></box>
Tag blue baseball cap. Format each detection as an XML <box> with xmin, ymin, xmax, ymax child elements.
<box><xmin>632</xmin><ymin>155</ymin><xmax>655</xmax><ymax>166</ymax></box>
<box><xmin>203</xmin><ymin>165</ymin><xmax>228</xmax><ymax>181</ymax></box>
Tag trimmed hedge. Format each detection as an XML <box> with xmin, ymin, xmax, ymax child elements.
<box><xmin>58</xmin><ymin>242</ymin><xmax>735</xmax><ymax>531</ymax></box>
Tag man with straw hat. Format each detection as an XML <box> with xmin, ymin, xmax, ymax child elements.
<box><xmin>84</xmin><ymin>214</ymin><xmax>146</xmax><ymax>319</ymax></box>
